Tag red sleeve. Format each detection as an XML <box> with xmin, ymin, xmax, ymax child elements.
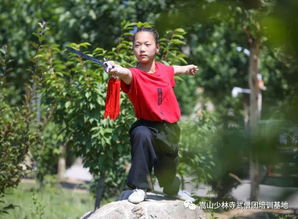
<box><xmin>120</xmin><ymin>80</ymin><xmax>130</xmax><ymax>93</ymax></box>
<box><xmin>168</xmin><ymin>65</ymin><xmax>175</xmax><ymax>87</ymax></box>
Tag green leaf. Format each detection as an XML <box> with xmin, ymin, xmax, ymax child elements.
<box><xmin>85</xmin><ymin>92</ymin><xmax>91</xmax><ymax>99</ymax></box>
<box><xmin>65</xmin><ymin>101</ymin><xmax>71</xmax><ymax>109</ymax></box>
<box><xmin>174</xmin><ymin>28</ymin><xmax>186</xmax><ymax>34</ymax></box>
<box><xmin>79</xmin><ymin>42</ymin><xmax>91</xmax><ymax>48</ymax></box>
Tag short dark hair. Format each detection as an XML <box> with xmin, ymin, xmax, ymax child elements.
<box><xmin>132</xmin><ymin>27</ymin><xmax>159</xmax><ymax>45</ymax></box>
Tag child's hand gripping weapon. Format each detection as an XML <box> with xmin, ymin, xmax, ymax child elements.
<box><xmin>66</xmin><ymin>47</ymin><xmax>120</xmax><ymax>120</ymax></box>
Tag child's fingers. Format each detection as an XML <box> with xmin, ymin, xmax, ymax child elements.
<box><xmin>192</xmin><ymin>66</ymin><xmax>198</xmax><ymax>73</ymax></box>
<box><xmin>188</xmin><ymin>65</ymin><xmax>198</xmax><ymax>75</ymax></box>
<box><xmin>104</xmin><ymin>61</ymin><xmax>115</xmax><ymax>73</ymax></box>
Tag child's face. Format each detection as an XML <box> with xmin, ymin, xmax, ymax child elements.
<box><xmin>133</xmin><ymin>31</ymin><xmax>159</xmax><ymax>64</ymax></box>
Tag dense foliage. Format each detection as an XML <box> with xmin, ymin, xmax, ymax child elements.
<box><xmin>0</xmin><ymin>52</ymin><xmax>34</xmax><ymax>213</ymax></box>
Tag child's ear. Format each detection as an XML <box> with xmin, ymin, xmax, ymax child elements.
<box><xmin>156</xmin><ymin>43</ymin><xmax>160</xmax><ymax>53</ymax></box>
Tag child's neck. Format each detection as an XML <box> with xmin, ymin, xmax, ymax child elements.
<box><xmin>138</xmin><ymin>61</ymin><xmax>156</xmax><ymax>73</ymax></box>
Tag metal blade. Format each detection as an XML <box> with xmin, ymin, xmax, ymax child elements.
<box><xmin>66</xmin><ymin>47</ymin><xmax>106</xmax><ymax>68</ymax></box>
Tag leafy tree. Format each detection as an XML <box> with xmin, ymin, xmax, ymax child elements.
<box><xmin>0</xmin><ymin>0</ymin><xmax>174</xmax><ymax>104</ymax></box>
<box><xmin>157</xmin><ymin>0</ymin><xmax>298</xmax><ymax>121</ymax></box>
<box><xmin>0</xmin><ymin>48</ymin><xmax>36</xmax><ymax>215</ymax></box>
<box><xmin>155</xmin><ymin>0</ymin><xmax>298</xmax><ymax>200</ymax></box>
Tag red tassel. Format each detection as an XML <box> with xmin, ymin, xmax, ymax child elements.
<box><xmin>104</xmin><ymin>77</ymin><xmax>121</xmax><ymax>120</ymax></box>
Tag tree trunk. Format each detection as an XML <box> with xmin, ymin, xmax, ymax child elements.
<box><xmin>57</xmin><ymin>143</ymin><xmax>66</xmax><ymax>180</ymax></box>
<box><xmin>248</xmin><ymin>39</ymin><xmax>261</xmax><ymax>201</ymax></box>
<box><xmin>94</xmin><ymin>175</ymin><xmax>105</xmax><ymax>210</ymax></box>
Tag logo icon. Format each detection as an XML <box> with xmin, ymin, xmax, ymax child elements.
<box><xmin>184</xmin><ymin>200</ymin><xmax>197</xmax><ymax>210</ymax></box>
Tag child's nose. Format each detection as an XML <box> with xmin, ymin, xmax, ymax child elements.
<box><xmin>140</xmin><ymin>45</ymin><xmax>146</xmax><ymax>51</ymax></box>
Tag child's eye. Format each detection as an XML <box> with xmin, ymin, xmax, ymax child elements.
<box><xmin>145</xmin><ymin>44</ymin><xmax>150</xmax><ymax>47</ymax></box>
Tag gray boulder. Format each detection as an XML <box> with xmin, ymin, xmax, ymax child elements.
<box><xmin>81</xmin><ymin>191</ymin><xmax>206</xmax><ymax>219</ymax></box>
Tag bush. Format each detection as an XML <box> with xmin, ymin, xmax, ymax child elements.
<box><xmin>0</xmin><ymin>79</ymin><xmax>34</xmax><ymax>214</ymax></box>
<box><xmin>178</xmin><ymin>112</ymin><xmax>218</xmax><ymax>185</ymax></box>
<box><xmin>179</xmin><ymin>112</ymin><xmax>249</xmax><ymax>199</ymax></box>
<box><xmin>0</xmin><ymin>98</ymin><xmax>31</xmax><ymax>194</ymax></box>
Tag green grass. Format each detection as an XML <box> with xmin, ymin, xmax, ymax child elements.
<box><xmin>1</xmin><ymin>182</ymin><xmax>96</xmax><ymax>219</ymax></box>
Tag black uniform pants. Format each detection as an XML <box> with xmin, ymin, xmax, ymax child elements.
<box><xmin>127</xmin><ymin>119</ymin><xmax>181</xmax><ymax>196</ymax></box>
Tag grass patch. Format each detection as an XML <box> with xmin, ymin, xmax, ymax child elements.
<box><xmin>1</xmin><ymin>181</ymin><xmax>96</xmax><ymax>219</ymax></box>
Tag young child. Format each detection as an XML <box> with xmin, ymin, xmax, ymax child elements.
<box><xmin>104</xmin><ymin>27</ymin><xmax>198</xmax><ymax>204</ymax></box>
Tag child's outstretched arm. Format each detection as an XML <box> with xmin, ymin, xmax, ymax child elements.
<box><xmin>104</xmin><ymin>61</ymin><xmax>132</xmax><ymax>85</ymax></box>
<box><xmin>173</xmin><ymin>65</ymin><xmax>198</xmax><ymax>76</ymax></box>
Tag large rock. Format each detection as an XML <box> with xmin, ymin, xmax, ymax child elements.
<box><xmin>81</xmin><ymin>191</ymin><xmax>206</xmax><ymax>219</ymax></box>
